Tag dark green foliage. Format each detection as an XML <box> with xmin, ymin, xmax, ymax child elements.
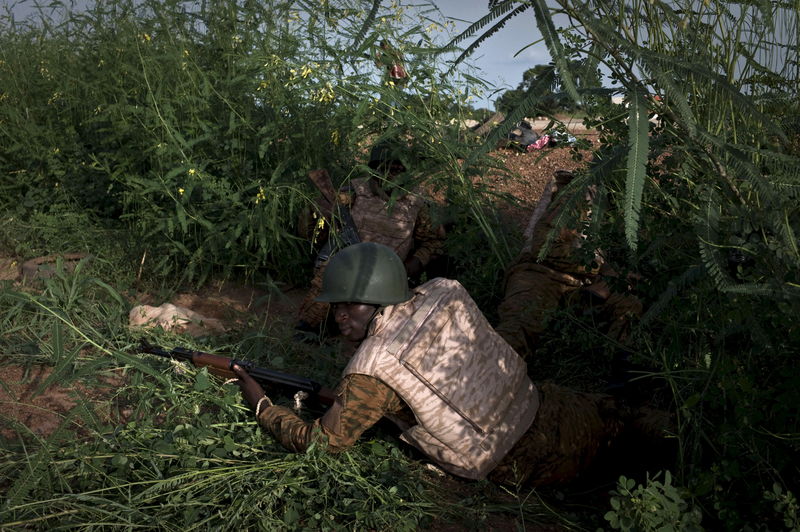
<box><xmin>446</xmin><ymin>0</ymin><xmax>800</xmax><ymax>528</ymax></box>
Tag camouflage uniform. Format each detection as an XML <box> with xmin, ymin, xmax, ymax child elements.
<box><xmin>257</xmin><ymin>374</ymin><xmax>623</xmax><ymax>487</ymax></box>
<box><xmin>495</xmin><ymin>175</ymin><xmax>642</xmax><ymax>358</ymax></box>
<box><xmin>298</xmin><ymin>179</ymin><xmax>444</xmax><ymax>329</ymax></box>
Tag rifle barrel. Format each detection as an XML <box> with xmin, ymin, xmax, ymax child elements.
<box><xmin>137</xmin><ymin>342</ymin><xmax>335</xmax><ymax>405</ymax></box>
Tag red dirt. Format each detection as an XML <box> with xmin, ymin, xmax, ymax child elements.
<box><xmin>0</xmin><ymin>364</ymin><xmax>124</xmax><ymax>440</ymax></box>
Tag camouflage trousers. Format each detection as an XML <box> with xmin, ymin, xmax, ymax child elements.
<box><xmin>495</xmin><ymin>263</ymin><xmax>642</xmax><ymax>359</ymax></box>
<box><xmin>489</xmin><ymin>382</ymin><xmax>624</xmax><ymax>487</ymax></box>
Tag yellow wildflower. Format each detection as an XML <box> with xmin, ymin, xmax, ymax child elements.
<box><xmin>301</xmin><ymin>65</ymin><xmax>313</xmax><ymax>78</ymax></box>
<box><xmin>255</xmin><ymin>186</ymin><xmax>267</xmax><ymax>204</ymax></box>
<box><xmin>188</xmin><ymin>168</ymin><xmax>197</xmax><ymax>176</ymax></box>
<box><xmin>312</xmin><ymin>215</ymin><xmax>326</xmax><ymax>243</ymax></box>
<box><xmin>314</xmin><ymin>82</ymin><xmax>335</xmax><ymax>103</ymax></box>
<box><xmin>178</xmin><ymin>187</ymin><xmax>185</xmax><ymax>196</ymax></box>
<box><xmin>142</xmin><ymin>33</ymin><xmax>151</xmax><ymax>42</ymax></box>
<box><xmin>257</xmin><ymin>80</ymin><xmax>269</xmax><ymax>91</ymax></box>
<box><xmin>183</xmin><ymin>49</ymin><xmax>190</xmax><ymax>57</ymax></box>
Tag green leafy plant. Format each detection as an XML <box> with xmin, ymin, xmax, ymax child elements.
<box><xmin>0</xmin><ymin>0</ymin><xmax>501</xmax><ymax>287</ymax></box>
<box><xmin>605</xmin><ymin>472</ymin><xmax>702</xmax><ymax>531</ymax></box>
<box><xmin>764</xmin><ymin>483</ymin><xmax>800</xmax><ymax>531</ymax></box>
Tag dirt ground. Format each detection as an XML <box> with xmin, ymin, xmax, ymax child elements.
<box><xmin>0</xmin><ymin>129</ymin><xmax>598</xmax><ymax>441</ymax></box>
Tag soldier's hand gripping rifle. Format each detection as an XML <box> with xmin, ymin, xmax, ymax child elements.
<box><xmin>308</xmin><ymin>169</ymin><xmax>360</xmax><ymax>266</ymax></box>
<box><xmin>137</xmin><ymin>341</ymin><xmax>336</xmax><ymax>407</ymax></box>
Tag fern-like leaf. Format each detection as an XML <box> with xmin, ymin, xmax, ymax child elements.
<box><xmin>697</xmin><ymin>189</ymin><xmax>731</xmax><ymax>290</ymax></box>
<box><xmin>624</xmin><ymin>88</ymin><xmax>650</xmax><ymax>251</ymax></box>
<box><xmin>445</xmin><ymin>0</ymin><xmax>521</xmax><ymax>49</ymax></box>
<box><xmin>726</xmin><ymin>143</ymin><xmax>800</xmax><ymax>183</ymax></box>
<box><xmin>530</xmin><ymin>0</ymin><xmax>580</xmax><ymax>104</ymax></box>
<box><xmin>349</xmin><ymin>0</ymin><xmax>381</xmax><ymax>55</ymax></box>
<box><xmin>446</xmin><ymin>4</ymin><xmax>530</xmax><ymax>74</ymax></box>
<box><xmin>640</xmin><ymin>49</ymin><xmax>787</xmax><ymax>142</ymax></box>
<box><xmin>723</xmin><ymin>282</ymin><xmax>800</xmax><ymax>297</ymax></box>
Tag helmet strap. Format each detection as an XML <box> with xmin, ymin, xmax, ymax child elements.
<box><xmin>360</xmin><ymin>305</ymin><xmax>382</xmax><ymax>341</ymax></box>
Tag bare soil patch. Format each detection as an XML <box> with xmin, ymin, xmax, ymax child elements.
<box><xmin>0</xmin><ymin>364</ymin><xmax>123</xmax><ymax>440</ymax></box>
<box><xmin>488</xmin><ymin>131</ymin><xmax>599</xmax><ymax>232</ymax></box>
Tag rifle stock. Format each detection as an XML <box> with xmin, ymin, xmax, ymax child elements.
<box><xmin>308</xmin><ymin>169</ymin><xmax>337</xmax><ymax>208</ymax></box>
<box><xmin>137</xmin><ymin>342</ymin><xmax>336</xmax><ymax>406</ymax></box>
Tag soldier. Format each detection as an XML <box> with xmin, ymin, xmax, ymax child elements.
<box><xmin>296</xmin><ymin>143</ymin><xmax>445</xmax><ymax>336</ymax></box>
<box><xmin>234</xmin><ymin>243</ymin><xmax>641</xmax><ymax>487</ymax></box>
<box><xmin>495</xmin><ymin>170</ymin><xmax>643</xmax><ymax>359</ymax></box>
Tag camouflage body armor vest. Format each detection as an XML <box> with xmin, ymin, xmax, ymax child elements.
<box><xmin>348</xmin><ymin>178</ymin><xmax>424</xmax><ymax>261</ymax></box>
<box><xmin>343</xmin><ymin>278</ymin><xmax>540</xmax><ymax>479</ymax></box>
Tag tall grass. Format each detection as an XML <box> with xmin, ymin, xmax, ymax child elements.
<box><xmin>0</xmin><ymin>0</ymin><xmax>508</xmax><ymax>290</ymax></box>
<box><xmin>0</xmin><ymin>258</ymin><xmax>570</xmax><ymax>530</ymax></box>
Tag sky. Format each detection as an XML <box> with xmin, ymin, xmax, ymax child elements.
<box><xmin>431</xmin><ymin>1</ymin><xmax>553</xmax><ymax>110</ymax></box>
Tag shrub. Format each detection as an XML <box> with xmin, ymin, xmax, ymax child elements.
<box><xmin>605</xmin><ymin>472</ymin><xmax>703</xmax><ymax>531</ymax></box>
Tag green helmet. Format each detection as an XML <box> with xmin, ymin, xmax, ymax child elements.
<box><xmin>316</xmin><ymin>242</ymin><xmax>411</xmax><ymax>306</ymax></box>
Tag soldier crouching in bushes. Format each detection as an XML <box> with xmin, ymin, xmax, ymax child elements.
<box><xmin>495</xmin><ymin>170</ymin><xmax>643</xmax><ymax>361</ymax></box>
<box><xmin>295</xmin><ymin>143</ymin><xmax>445</xmax><ymax>338</ymax></box>
<box><xmin>233</xmin><ymin>242</ymin><xmax>660</xmax><ymax>487</ymax></box>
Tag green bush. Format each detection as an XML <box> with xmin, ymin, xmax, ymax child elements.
<box><xmin>0</xmin><ymin>0</ymin><xmax>502</xmax><ymax>288</ymax></box>
<box><xmin>605</xmin><ymin>472</ymin><xmax>703</xmax><ymax>531</ymax></box>
<box><xmin>449</xmin><ymin>0</ymin><xmax>800</xmax><ymax>528</ymax></box>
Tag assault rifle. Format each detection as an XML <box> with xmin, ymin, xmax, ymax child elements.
<box><xmin>137</xmin><ymin>342</ymin><xmax>336</xmax><ymax>406</ymax></box>
<box><xmin>308</xmin><ymin>169</ymin><xmax>360</xmax><ymax>266</ymax></box>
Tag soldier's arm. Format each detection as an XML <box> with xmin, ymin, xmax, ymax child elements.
<box><xmin>256</xmin><ymin>374</ymin><xmax>403</xmax><ymax>453</ymax></box>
